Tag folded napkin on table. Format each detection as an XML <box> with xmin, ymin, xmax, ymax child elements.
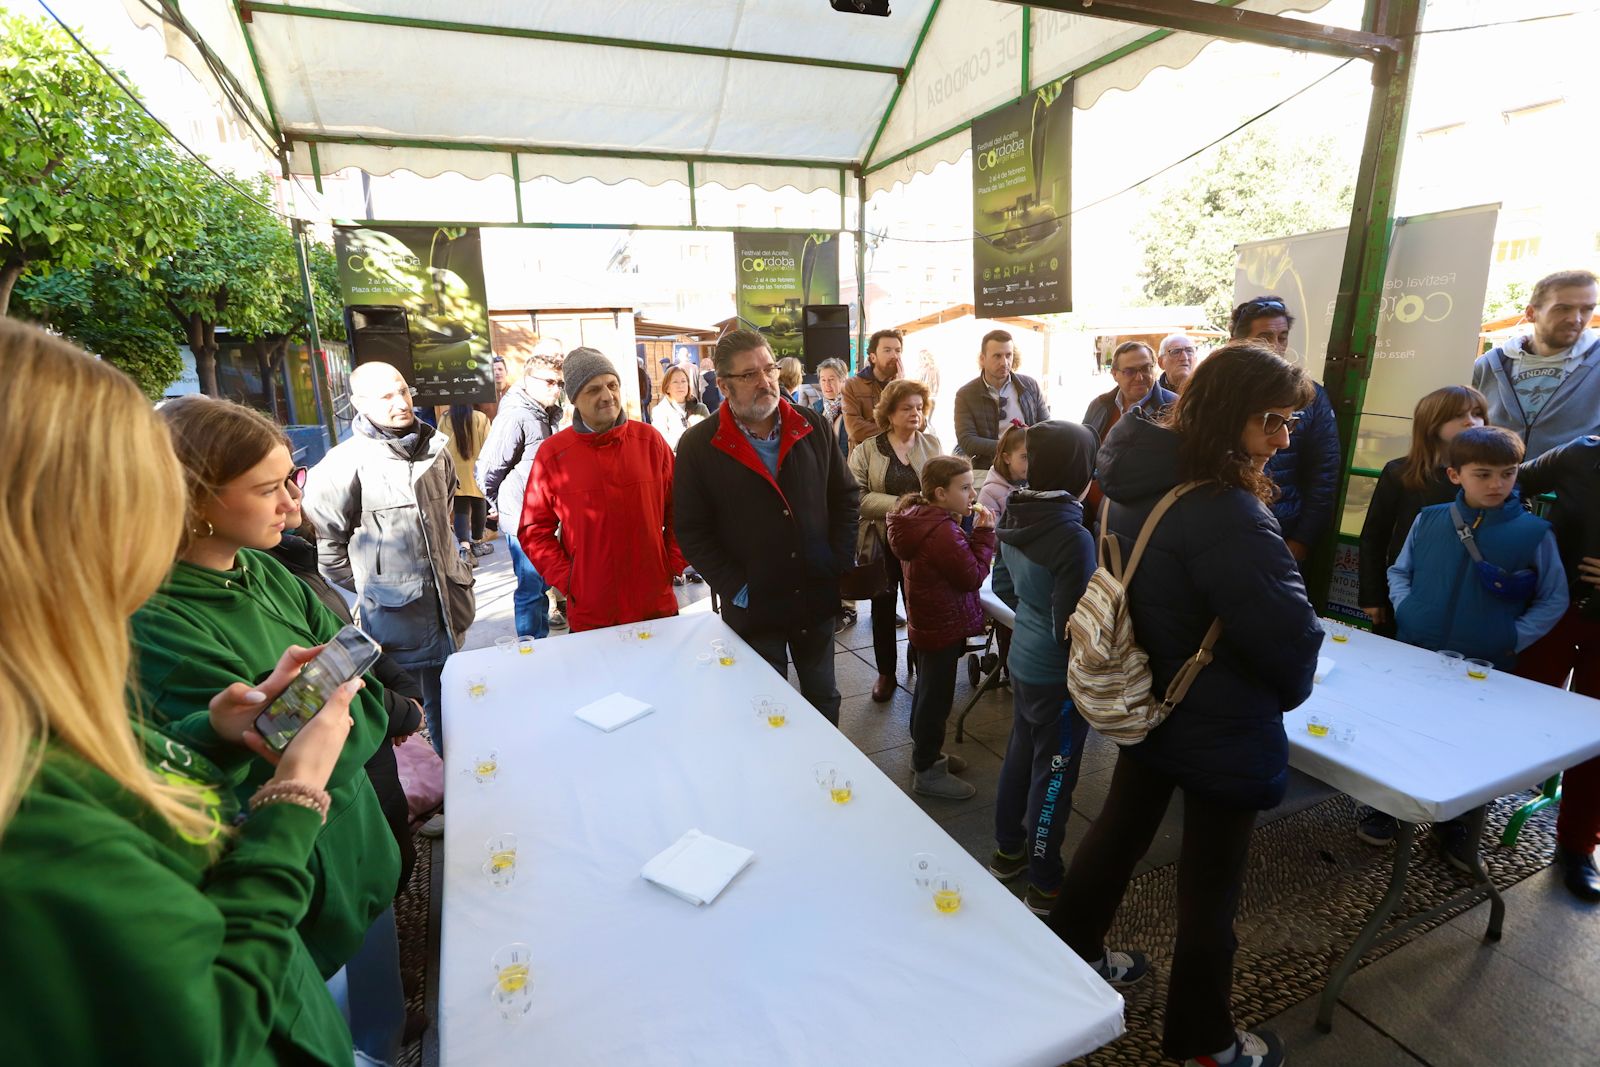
<box><xmin>1314</xmin><ymin>657</ymin><xmax>1335</xmax><ymax>684</ymax></box>
<box><xmin>574</xmin><ymin>692</ymin><xmax>654</xmax><ymax>732</ymax></box>
<box><xmin>640</xmin><ymin>829</ymin><xmax>755</xmax><ymax>906</ymax></box>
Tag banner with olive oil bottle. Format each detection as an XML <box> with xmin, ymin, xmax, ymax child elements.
<box><xmin>732</xmin><ymin>231</ymin><xmax>841</xmax><ymax>364</ymax></box>
<box><xmin>972</xmin><ymin>76</ymin><xmax>1072</xmax><ymax>317</ymax></box>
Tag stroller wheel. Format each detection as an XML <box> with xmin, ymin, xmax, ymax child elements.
<box><xmin>967</xmin><ymin>654</ymin><xmax>981</xmax><ymax>688</ymax></box>
<box><xmin>980</xmin><ymin>652</ymin><xmax>1000</xmax><ymax>674</ymax></box>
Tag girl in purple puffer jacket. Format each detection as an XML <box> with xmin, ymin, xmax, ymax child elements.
<box><xmin>887</xmin><ymin>455</ymin><xmax>997</xmax><ymax>800</ymax></box>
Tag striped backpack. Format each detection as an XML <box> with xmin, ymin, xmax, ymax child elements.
<box><xmin>1066</xmin><ymin>482</ymin><xmax>1223</xmax><ymax>746</ymax></box>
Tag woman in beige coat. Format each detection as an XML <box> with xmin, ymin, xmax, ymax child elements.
<box><xmin>848</xmin><ymin>378</ymin><xmax>942</xmax><ymax>703</ymax></box>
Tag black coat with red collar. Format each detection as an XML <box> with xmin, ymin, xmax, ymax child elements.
<box><xmin>673</xmin><ymin>399</ymin><xmax>861</xmax><ymax>636</ymax></box>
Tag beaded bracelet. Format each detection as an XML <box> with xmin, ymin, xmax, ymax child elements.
<box><xmin>250</xmin><ymin>780</ymin><xmax>332</xmax><ymax>824</ymax></box>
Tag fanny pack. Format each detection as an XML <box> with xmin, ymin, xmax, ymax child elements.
<box><xmin>1450</xmin><ymin>503</ymin><xmax>1539</xmax><ymax>602</ymax></box>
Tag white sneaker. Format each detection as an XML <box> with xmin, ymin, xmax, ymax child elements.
<box><xmin>419</xmin><ymin>813</ymin><xmax>445</xmax><ymax>838</ymax></box>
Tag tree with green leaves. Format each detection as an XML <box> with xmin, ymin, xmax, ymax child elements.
<box><xmin>13</xmin><ymin>267</ymin><xmax>182</xmax><ymax>399</ymax></box>
<box><xmin>1134</xmin><ymin>125</ymin><xmax>1356</xmax><ymax>330</ymax></box>
<box><xmin>155</xmin><ymin>162</ymin><xmax>300</xmax><ymax>397</ymax></box>
<box><xmin>246</xmin><ymin>236</ymin><xmax>344</xmax><ymax>419</ymax></box>
<box><xmin>0</xmin><ymin>9</ymin><xmax>200</xmax><ymax>315</ymax></box>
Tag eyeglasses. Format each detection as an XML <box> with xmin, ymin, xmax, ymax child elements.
<box><xmin>529</xmin><ymin>374</ymin><xmax>564</xmax><ymax>388</ymax></box>
<box><xmin>721</xmin><ymin>363</ymin><xmax>782</xmax><ymax>386</ymax></box>
<box><xmin>1257</xmin><ymin>412</ymin><xmax>1303</xmax><ymax>435</ymax></box>
<box><xmin>1164</xmin><ymin>346</ymin><xmax>1196</xmax><ymax>357</ymax></box>
<box><xmin>1114</xmin><ymin>363</ymin><xmax>1156</xmax><ymax>377</ymax></box>
<box><xmin>285</xmin><ymin>466</ymin><xmax>308</xmax><ymax>491</ymax></box>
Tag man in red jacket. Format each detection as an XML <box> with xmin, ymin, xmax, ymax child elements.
<box><xmin>519</xmin><ymin>348</ymin><xmax>685</xmax><ymax>632</ymax></box>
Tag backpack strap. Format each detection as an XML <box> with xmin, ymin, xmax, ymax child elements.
<box><xmin>1097</xmin><ymin>494</ymin><xmax>1125</xmax><ymax>577</ymax></box>
<box><xmin>1158</xmin><ymin>617</ymin><xmax>1224</xmax><ymax>712</ymax></box>
<box><xmin>1449</xmin><ymin>502</ymin><xmax>1486</xmax><ymax>564</ymax></box>
<box><xmin>1121</xmin><ymin>481</ymin><xmax>1205</xmax><ymax>587</ymax></box>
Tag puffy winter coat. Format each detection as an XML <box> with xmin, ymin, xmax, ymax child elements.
<box><xmin>977</xmin><ymin>466</ymin><xmax>1021</xmax><ymax>522</ymax></box>
<box><xmin>1356</xmin><ymin>459</ymin><xmax>1456</xmax><ymax>612</ymax></box>
<box><xmin>848</xmin><ymin>430</ymin><xmax>943</xmax><ymax>559</ymax></box>
<box><xmin>887</xmin><ymin>502</ymin><xmax>996</xmax><ymax>650</ymax></box>
<box><xmin>519</xmin><ymin>416</ymin><xmax>686</xmax><ymax>632</ymax></box>
<box><xmin>1264</xmin><ymin>381</ymin><xmax>1341</xmax><ymax>546</ymax></box>
<box><xmin>302</xmin><ymin>418</ymin><xmax>475</xmax><ymax>668</ymax></box>
<box><xmin>953</xmin><ymin>372</ymin><xmax>1051</xmax><ymax>469</ymax></box>
<box><xmin>1097</xmin><ymin>414</ymin><xmax>1321</xmax><ymax>810</ymax></box>
<box><xmin>995</xmin><ymin>490</ymin><xmax>1095</xmax><ymax>686</ymax></box>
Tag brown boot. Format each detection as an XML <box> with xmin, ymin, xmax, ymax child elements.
<box><xmin>871</xmin><ymin>673</ymin><xmax>895</xmax><ymax>703</ymax></box>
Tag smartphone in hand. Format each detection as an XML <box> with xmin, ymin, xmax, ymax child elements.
<box><xmin>253</xmin><ymin>626</ymin><xmax>383</xmax><ymax>752</ymax></box>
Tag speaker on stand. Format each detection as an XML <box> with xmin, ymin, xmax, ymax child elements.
<box><xmin>346</xmin><ymin>305</ymin><xmax>416</xmax><ymax>384</ymax></box>
<box><xmin>801</xmin><ymin>304</ymin><xmax>851</xmax><ymax>373</ymax></box>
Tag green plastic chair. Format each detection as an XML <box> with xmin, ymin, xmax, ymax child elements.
<box><xmin>1501</xmin><ymin>774</ymin><xmax>1562</xmax><ymax>846</ymax></box>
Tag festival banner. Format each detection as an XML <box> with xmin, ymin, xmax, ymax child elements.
<box><xmin>972</xmin><ymin>76</ymin><xmax>1072</xmax><ymax>317</ymax></box>
<box><xmin>732</xmin><ymin>231</ymin><xmax>841</xmax><ymax>366</ymax></box>
<box><xmin>335</xmin><ymin>225</ymin><xmax>495</xmax><ymax>406</ymax></box>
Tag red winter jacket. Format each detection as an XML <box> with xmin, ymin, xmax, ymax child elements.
<box><xmin>886</xmin><ymin>503</ymin><xmax>997</xmax><ymax>651</ymax></box>
<box><xmin>519</xmin><ymin>417</ymin><xmax>686</xmax><ymax>632</ymax></box>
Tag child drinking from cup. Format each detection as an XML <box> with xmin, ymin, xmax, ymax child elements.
<box><xmin>1379</xmin><ymin>426</ymin><xmax>1567</xmax><ymax>868</ymax></box>
<box><xmin>886</xmin><ymin>456</ymin><xmax>997</xmax><ymax>800</ymax></box>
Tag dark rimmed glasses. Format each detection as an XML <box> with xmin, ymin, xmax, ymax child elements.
<box><xmin>1257</xmin><ymin>412</ymin><xmax>1303</xmax><ymax>435</ymax></box>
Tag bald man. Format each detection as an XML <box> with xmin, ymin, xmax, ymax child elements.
<box><xmin>1157</xmin><ymin>333</ymin><xmax>1197</xmax><ymax>394</ymax></box>
<box><xmin>303</xmin><ymin>361</ymin><xmax>477</xmax><ymax>774</ymax></box>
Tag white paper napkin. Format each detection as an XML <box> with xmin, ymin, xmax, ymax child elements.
<box><xmin>575</xmin><ymin>693</ymin><xmax>654</xmax><ymax>732</ymax></box>
<box><xmin>640</xmin><ymin>829</ymin><xmax>755</xmax><ymax>906</ymax></box>
<box><xmin>1314</xmin><ymin>657</ymin><xmax>1335</xmax><ymax>684</ymax></box>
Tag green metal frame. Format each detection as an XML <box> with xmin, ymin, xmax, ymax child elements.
<box><xmin>510</xmin><ymin>154</ymin><xmax>524</xmax><ymax>223</ymax></box>
<box><xmin>240</xmin><ymin>3</ymin><xmax>905</xmax><ymax>77</ymax></box>
<box><xmin>861</xmin><ymin>0</ymin><xmax>943</xmax><ymax>168</ymax></box>
<box><xmin>232</xmin><ymin>0</ymin><xmax>283</xmax><ymax>145</ymax></box>
<box><xmin>856</xmin><ymin>174</ymin><xmax>868</xmax><ymax>366</ymax></box>
<box><xmin>1312</xmin><ymin>0</ymin><xmax>1426</xmax><ymax>610</ymax></box>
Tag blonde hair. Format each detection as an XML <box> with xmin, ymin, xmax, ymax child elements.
<box><xmin>0</xmin><ymin>319</ymin><xmax>218</xmax><ymax>844</ymax></box>
<box><xmin>160</xmin><ymin>395</ymin><xmax>288</xmax><ymax>553</ymax></box>
<box><xmin>777</xmin><ymin>356</ymin><xmax>804</xmax><ymax>395</ymax></box>
<box><xmin>873</xmin><ymin>377</ymin><xmax>932</xmax><ymax>432</ymax></box>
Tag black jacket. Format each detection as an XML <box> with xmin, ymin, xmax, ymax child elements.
<box><xmin>1357</xmin><ymin>459</ymin><xmax>1456</xmax><ymax>611</ymax></box>
<box><xmin>1081</xmin><ymin>383</ymin><xmax>1176</xmax><ymax>445</ymax></box>
<box><xmin>1518</xmin><ymin>434</ymin><xmax>1600</xmax><ymax>603</ymax></box>
<box><xmin>674</xmin><ymin>400</ymin><xmax>860</xmax><ymax>637</ymax></box>
<box><xmin>271</xmin><ymin>533</ymin><xmax>423</xmax><ymax>890</ymax></box>
<box><xmin>1265</xmin><ymin>381</ymin><xmax>1342</xmax><ymax>546</ymax></box>
<box><xmin>477</xmin><ymin>386</ymin><xmax>562</xmax><ymax>530</ymax></box>
<box><xmin>1098</xmin><ymin>415</ymin><xmax>1321</xmax><ymax>810</ymax></box>
<box><xmin>953</xmin><ymin>372</ymin><xmax>1051</xmax><ymax>469</ymax></box>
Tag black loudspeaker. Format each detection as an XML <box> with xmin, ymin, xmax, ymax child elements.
<box><xmin>802</xmin><ymin>304</ymin><xmax>851</xmax><ymax>373</ymax></box>
<box><xmin>346</xmin><ymin>305</ymin><xmax>415</xmax><ymax>384</ymax></box>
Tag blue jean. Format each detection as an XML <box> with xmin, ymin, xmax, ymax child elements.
<box><xmin>506</xmin><ymin>534</ymin><xmax>550</xmax><ymax>639</ymax></box>
<box><xmin>328</xmin><ymin>906</ymin><xmax>405</xmax><ymax>1067</ymax></box>
<box><xmin>406</xmin><ymin>661</ymin><xmax>444</xmax><ymax>757</ymax></box>
<box><xmin>995</xmin><ymin>677</ymin><xmax>1089</xmax><ymax>892</ymax></box>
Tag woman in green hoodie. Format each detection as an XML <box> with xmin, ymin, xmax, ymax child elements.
<box><xmin>0</xmin><ymin>319</ymin><xmax>363</xmax><ymax>1064</ymax></box>
<box><xmin>130</xmin><ymin>396</ymin><xmax>402</xmax><ymax>988</ymax></box>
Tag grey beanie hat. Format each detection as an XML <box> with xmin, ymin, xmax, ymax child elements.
<box><xmin>562</xmin><ymin>347</ymin><xmax>618</xmax><ymax>402</ymax></box>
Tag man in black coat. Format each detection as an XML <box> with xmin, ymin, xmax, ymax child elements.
<box><xmin>953</xmin><ymin>328</ymin><xmax>1052</xmax><ymax>470</ymax></box>
<box><xmin>673</xmin><ymin>329</ymin><xmax>861</xmax><ymax>724</ymax></box>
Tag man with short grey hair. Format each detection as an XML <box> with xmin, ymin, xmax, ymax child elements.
<box><xmin>1157</xmin><ymin>333</ymin><xmax>1197</xmax><ymax>394</ymax></box>
<box><xmin>304</xmin><ymin>361</ymin><xmax>476</xmax><ymax>758</ymax></box>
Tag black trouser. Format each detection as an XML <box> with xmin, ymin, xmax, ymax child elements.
<box><xmin>909</xmin><ymin>641</ymin><xmax>963</xmax><ymax>772</ymax></box>
<box><xmin>746</xmin><ymin>620</ymin><xmax>841</xmax><ymax>725</ymax></box>
<box><xmin>995</xmin><ymin>678</ymin><xmax>1089</xmax><ymax>892</ymax></box>
<box><xmin>870</xmin><ymin>549</ymin><xmax>904</xmax><ymax>676</ymax></box>
<box><xmin>1047</xmin><ymin>752</ymin><xmax>1257</xmax><ymax>1061</ymax></box>
<box><xmin>453</xmin><ymin>496</ymin><xmax>487</xmax><ymax>542</ymax></box>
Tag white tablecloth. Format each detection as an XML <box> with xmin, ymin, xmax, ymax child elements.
<box><xmin>979</xmin><ymin>574</ymin><xmax>1016</xmax><ymax>629</ymax></box>
<box><xmin>438</xmin><ymin>612</ymin><xmax>1123</xmax><ymax>1067</ymax></box>
<box><xmin>1289</xmin><ymin>627</ymin><xmax>1600</xmax><ymax>824</ymax></box>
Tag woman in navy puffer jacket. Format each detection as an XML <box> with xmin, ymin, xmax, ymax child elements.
<box><xmin>1046</xmin><ymin>342</ymin><xmax>1322</xmax><ymax>1067</ymax></box>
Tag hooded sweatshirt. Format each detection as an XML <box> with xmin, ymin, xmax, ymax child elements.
<box><xmin>0</xmin><ymin>722</ymin><xmax>353</xmax><ymax>1065</ymax></box>
<box><xmin>887</xmin><ymin>503</ymin><xmax>997</xmax><ymax>650</ymax></box>
<box><xmin>995</xmin><ymin>420</ymin><xmax>1098</xmax><ymax>685</ymax></box>
<box><xmin>1473</xmin><ymin>328</ymin><xmax>1600</xmax><ymax>458</ymax></box>
<box><xmin>131</xmin><ymin>548</ymin><xmax>401</xmax><ymax>978</ymax></box>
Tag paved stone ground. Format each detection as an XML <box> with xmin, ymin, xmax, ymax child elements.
<box><xmin>403</xmin><ymin>538</ymin><xmax>1600</xmax><ymax>1066</ymax></box>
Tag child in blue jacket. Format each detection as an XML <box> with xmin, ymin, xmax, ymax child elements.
<box><xmin>1380</xmin><ymin>425</ymin><xmax>1567</xmax><ymax>868</ymax></box>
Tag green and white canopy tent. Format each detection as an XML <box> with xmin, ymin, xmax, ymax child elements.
<box><xmin>108</xmin><ymin>0</ymin><xmax>1428</xmax><ymax>606</ymax></box>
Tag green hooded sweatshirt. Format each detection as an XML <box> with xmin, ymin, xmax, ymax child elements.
<box><xmin>0</xmin><ymin>722</ymin><xmax>353</xmax><ymax>1065</ymax></box>
<box><xmin>131</xmin><ymin>548</ymin><xmax>401</xmax><ymax>978</ymax></box>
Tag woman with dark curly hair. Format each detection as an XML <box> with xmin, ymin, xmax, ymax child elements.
<box><xmin>1046</xmin><ymin>341</ymin><xmax>1323</xmax><ymax>1067</ymax></box>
